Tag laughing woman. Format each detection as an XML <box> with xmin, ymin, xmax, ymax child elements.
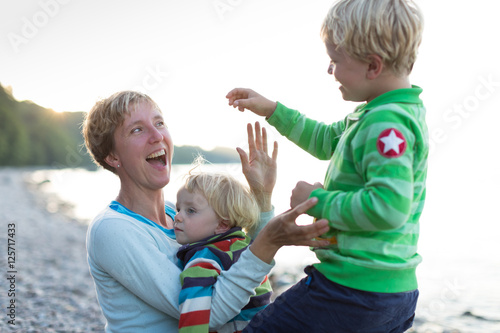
<box><xmin>82</xmin><ymin>91</ymin><xmax>329</xmax><ymax>333</ymax></box>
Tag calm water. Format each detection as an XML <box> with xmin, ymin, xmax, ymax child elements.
<box><xmin>28</xmin><ymin>165</ymin><xmax>500</xmax><ymax>333</ymax></box>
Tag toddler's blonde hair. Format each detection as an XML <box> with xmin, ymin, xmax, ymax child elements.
<box><xmin>321</xmin><ymin>0</ymin><xmax>424</xmax><ymax>76</ymax></box>
<box><xmin>183</xmin><ymin>168</ymin><xmax>260</xmax><ymax>234</ymax></box>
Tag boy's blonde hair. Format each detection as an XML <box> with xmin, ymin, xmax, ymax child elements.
<box><xmin>82</xmin><ymin>91</ymin><xmax>161</xmax><ymax>174</ymax></box>
<box><xmin>321</xmin><ymin>0</ymin><xmax>424</xmax><ymax>76</ymax></box>
<box><xmin>183</xmin><ymin>170</ymin><xmax>260</xmax><ymax>234</ymax></box>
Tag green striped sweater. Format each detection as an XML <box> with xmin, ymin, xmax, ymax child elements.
<box><xmin>267</xmin><ymin>86</ymin><xmax>428</xmax><ymax>293</ymax></box>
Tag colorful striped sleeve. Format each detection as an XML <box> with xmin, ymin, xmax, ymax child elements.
<box><xmin>178</xmin><ymin>248</ymin><xmax>222</xmax><ymax>333</ymax></box>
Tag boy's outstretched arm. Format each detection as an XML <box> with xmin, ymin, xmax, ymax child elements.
<box><xmin>226</xmin><ymin>88</ymin><xmax>277</xmax><ymax>118</ymax></box>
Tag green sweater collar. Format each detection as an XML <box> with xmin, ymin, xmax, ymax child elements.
<box><xmin>352</xmin><ymin>85</ymin><xmax>423</xmax><ymax>117</ymax></box>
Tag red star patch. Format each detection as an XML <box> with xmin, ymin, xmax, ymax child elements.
<box><xmin>376</xmin><ymin>128</ymin><xmax>407</xmax><ymax>158</ymax></box>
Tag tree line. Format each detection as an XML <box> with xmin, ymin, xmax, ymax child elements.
<box><xmin>0</xmin><ymin>85</ymin><xmax>239</xmax><ymax>168</ymax></box>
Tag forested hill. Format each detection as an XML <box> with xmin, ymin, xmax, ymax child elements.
<box><xmin>0</xmin><ymin>84</ymin><xmax>240</xmax><ymax>168</ymax></box>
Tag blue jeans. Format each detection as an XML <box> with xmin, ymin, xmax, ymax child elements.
<box><xmin>243</xmin><ymin>266</ymin><xmax>418</xmax><ymax>333</ymax></box>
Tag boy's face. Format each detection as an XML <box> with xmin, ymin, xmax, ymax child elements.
<box><xmin>174</xmin><ymin>188</ymin><xmax>225</xmax><ymax>244</ymax></box>
<box><xmin>325</xmin><ymin>42</ymin><xmax>371</xmax><ymax>102</ymax></box>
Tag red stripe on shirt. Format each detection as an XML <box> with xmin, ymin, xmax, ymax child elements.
<box><xmin>212</xmin><ymin>238</ymin><xmax>245</xmax><ymax>252</ymax></box>
<box><xmin>191</xmin><ymin>262</ymin><xmax>221</xmax><ymax>274</ymax></box>
<box><xmin>179</xmin><ymin>309</ymin><xmax>211</xmax><ymax>327</ymax></box>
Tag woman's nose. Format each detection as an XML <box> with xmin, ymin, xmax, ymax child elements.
<box><xmin>149</xmin><ymin>127</ymin><xmax>164</xmax><ymax>143</ymax></box>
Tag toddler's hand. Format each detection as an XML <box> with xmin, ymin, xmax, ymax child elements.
<box><xmin>237</xmin><ymin>122</ymin><xmax>278</xmax><ymax>212</ymax></box>
<box><xmin>226</xmin><ymin>88</ymin><xmax>277</xmax><ymax>118</ymax></box>
<box><xmin>290</xmin><ymin>181</ymin><xmax>323</xmax><ymax>209</ymax></box>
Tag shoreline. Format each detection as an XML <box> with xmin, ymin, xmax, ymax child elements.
<box><xmin>0</xmin><ymin>168</ymin><xmax>105</xmax><ymax>332</ymax></box>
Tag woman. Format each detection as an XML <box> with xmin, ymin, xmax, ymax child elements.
<box><xmin>82</xmin><ymin>91</ymin><xmax>329</xmax><ymax>332</ymax></box>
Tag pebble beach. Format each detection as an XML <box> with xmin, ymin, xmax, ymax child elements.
<box><xmin>0</xmin><ymin>168</ymin><xmax>105</xmax><ymax>332</ymax></box>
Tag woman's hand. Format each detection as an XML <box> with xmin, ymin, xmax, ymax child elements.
<box><xmin>237</xmin><ymin>122</ymin><xmax>278</xmax><ymax>212</ymax></box>
<box><xmin>249</xmin><ymin>198</ymin><xmax>330</xmax><ymax>264</ymax></box>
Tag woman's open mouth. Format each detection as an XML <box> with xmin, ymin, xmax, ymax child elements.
<box><xmin>146</xmin><ymin>149</ymin><xmax>167</xmax><ymax>167</ymax></box>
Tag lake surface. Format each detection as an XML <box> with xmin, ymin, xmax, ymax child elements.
<box><xmin>27</xmin><ymin>165</ymin><xmax>500</xmax><ymax>333</ymax></box>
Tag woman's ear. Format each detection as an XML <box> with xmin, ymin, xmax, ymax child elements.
<box><xmin>366</xmin><ymin>54</ymin><xmax>384</xmax><ymax>80</ymax></box>
<box><xmin>104</xmin><ymin>152</ymin><xmax>120</xmax><ymax>170</ymax></box>
<box><xmin>215</xmin><ymin>220</ymin><xmax>231</xmax><ymax>234</ymax></box>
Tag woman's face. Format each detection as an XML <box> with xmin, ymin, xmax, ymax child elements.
<box><xmin>107</xmin><ymin>101</ymin><xmax>174</xmax><ymax>191</ymax></box>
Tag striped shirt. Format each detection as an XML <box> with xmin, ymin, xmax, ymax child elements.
<box><xmin>267</xmin><ymin>86</ymin><xmax>428</xmax><ymax>293</ymax></box>
<box><xmin>177</xmin><ymin>227</ymin><xmax>272</xmax><ymax>332</ymax></box>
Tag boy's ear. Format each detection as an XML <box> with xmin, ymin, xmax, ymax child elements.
<box><xmin>366</xmin><ymin>54</ymin><xmax>384</xmax><ymax>80</ymax></box>
<box><xmin>215</xmin><ymin>220</ymin><xmax>231</xmax><ymax>234</ymax></box>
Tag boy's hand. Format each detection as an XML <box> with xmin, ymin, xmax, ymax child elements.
<box><xmin>226</xmin><ymin>88</ymin><xmax>277</xmax><ymax>118</ymax></box>
<box><xmin>290</xmin><ymin>181</ymin><xmax>323</xmax><ymax>209</ymax></box>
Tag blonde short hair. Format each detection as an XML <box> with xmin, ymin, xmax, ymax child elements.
<box><xmin>321</xmin><ymin>0</ymin><xmax>424</xmax><ymax>76</ymax></box>
<box><xmin>82</xmin><ymin>91</ymin><xmax>160</xmax><ymax>173</ymax></box>
<box><xmin>183</xmin><ymin>171</ymin><xmax>260</xmax><ymax>234</ymax></box>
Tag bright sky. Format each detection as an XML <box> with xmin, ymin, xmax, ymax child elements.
<box><xmin>1</xmin><ymin>0</ymin><xmax>499</xmax><ymax>149</ymax></box>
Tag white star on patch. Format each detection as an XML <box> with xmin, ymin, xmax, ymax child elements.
<box><xmin>380</xmin><ymin>129</ymin><xmax>404</xmax><ymax>154</ymax></box>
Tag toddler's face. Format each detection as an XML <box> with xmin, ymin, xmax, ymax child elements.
<box><xmin>174</xmin><ymin>188</ymin><xmax>222</xmax><ymax>244</ymax></box>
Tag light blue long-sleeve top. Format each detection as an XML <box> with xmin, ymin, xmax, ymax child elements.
<box><xmin>86</xmin><ymin>201</ymin><xmax>274</xmax><ymax>332</ymax></box>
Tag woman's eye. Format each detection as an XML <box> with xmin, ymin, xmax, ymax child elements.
<box><xmin>132</xmin><ymin>127</ymin><xmax>142</xmax><ymax>133</ymax></box>
<box><xmin>156</xmin><ymin>120</ymin><xmax>167</xmax><ymax>128</ymax></box>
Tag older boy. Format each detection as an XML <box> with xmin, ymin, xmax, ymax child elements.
<box><xmin>226</xmin><ymin>0</ymin><xmax>427</xmax><ymax>332</ymax></box>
